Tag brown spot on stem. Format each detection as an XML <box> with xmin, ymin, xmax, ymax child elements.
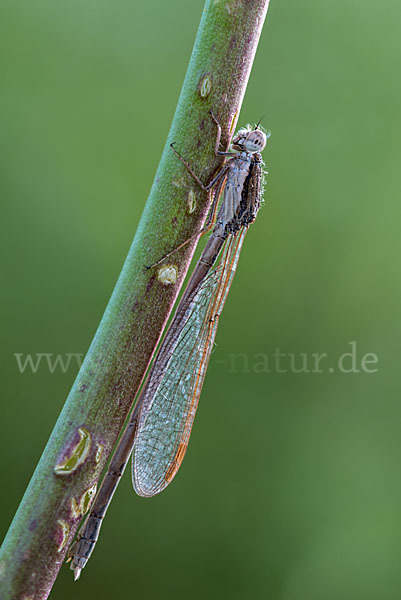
<box><xmin>70</xmin><ymin>497</ymin><xmax>80</xmax><ymax>519</ymax></box>
<box><xmin>54</xmin><ymin>427</ymin><xmax>91</xmax><ymax>475</ymax></box>
<box><xmin>187</xmin><ymin>189</ymin><xmax>196</xmax><ymax>214</ymax></box>
<box><xmin>80</xmin><ymin>483</ymin><xmax>97</xmax><ymax>515</ymax></box>
<box><xmin>70</xmin><ymin>482</ymin><xmax>97</xmax><ymax>519</ymax></box>
<box><xmin>56</xmin><ymin>520</ymin><xmax>70</xmax><ymax>552</ymax></box>
<box><xmin>95</xmin><ymin>443</ymin><xmax>104</xmax><ymax>464</ymax></box>
<box><xmin>198</xmin><ymin>73</ymin><xmax>212</xmax><ymax>99</ymax></box>
<box><xmin>158</xmin><ymin>265</ymin><xmax>178</xmax><ymax>285</ymax></box>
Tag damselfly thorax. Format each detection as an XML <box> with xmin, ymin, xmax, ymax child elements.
<box><xmin>216</xmin><ymin>151</ymin><xmax>263</xmax><ymax>236</ymax></box>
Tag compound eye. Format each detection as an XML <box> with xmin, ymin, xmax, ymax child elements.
<box><xmin>245</xmin><ymin>130</ymin><xmax>267</xmax><ymax>152</ymax></box>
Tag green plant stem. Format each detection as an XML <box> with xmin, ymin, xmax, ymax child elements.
<box><xmin>0</xmin><ymin>1</ymin><xmax>270</xmax><ymax>597</ymax></box>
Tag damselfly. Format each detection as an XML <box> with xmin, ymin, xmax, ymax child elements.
<box><xmin>69</xmin><ymin>113</ymin><xmax>269</xmax><ymax>579</ymax></box>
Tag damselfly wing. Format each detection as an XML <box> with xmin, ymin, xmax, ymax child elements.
<box><xmin>133</xmin><ymin>229</ymin><xmax>247</xmax><ymax>496</ymax></box>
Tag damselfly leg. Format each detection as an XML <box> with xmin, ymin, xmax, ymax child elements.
<box><xmin>147</xmin><ymin>113</ymin><xmax>230</xmax><ymax>268</ymax></box>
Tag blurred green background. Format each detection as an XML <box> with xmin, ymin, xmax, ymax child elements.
<box><xmin>1</xmin><ymin>1</ymin><xmax>401</xmax><ymax>598</ymax></box>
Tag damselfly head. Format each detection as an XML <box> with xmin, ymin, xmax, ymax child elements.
<box><xmin>232</xmin><ymin>126</ymin><xmax>269</xmax><ymax>154</ymax></box>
